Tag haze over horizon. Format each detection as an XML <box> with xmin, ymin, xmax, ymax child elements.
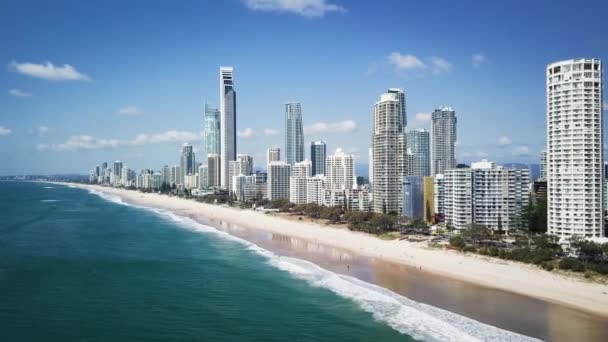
<box><xmin>1</xmin><ymin>0</ymin><xmax>607</xmax><ymax>175</ymax></box>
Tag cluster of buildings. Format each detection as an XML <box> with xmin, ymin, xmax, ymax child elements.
<box><xmin>90</xmin><ymin>57</ymin><xmax>606</xmax><ymax>242</ymax></box>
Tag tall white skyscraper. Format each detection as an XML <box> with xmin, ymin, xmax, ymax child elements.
<box><xmin>547</xmin><ymin>58</ymin><xmax>604</xmax><ymax>239</ymax></box>
<box><xmin>372</xmin><ymin>92</ymin><xmax>406</xmax><ymax>214</ymax></box>
<box><xmin>285</xmin><ymin>102</ymin><xmax>304</xmax><ymax>165</ymax></box>
<box><xmin>430</xmin><ymin>107</ymin><xmax>457</xmax><ymax>175</ymax></box>
<box><xmin>267</xmin><ymin>147</ymin><xmax>280</xmax><ymax>165</ymax></box>
<box><xmin>228</xmin><ymin>154</ymin><xmax>253</xmax><ymax>194</ymax></box>
<box><xmin>220</xmin><ymin>66</ymin><xmax>236</xmax><ymax>189</ymax></box>
<box><xmin>204</xmin><ymin>103</ymin><xmax>221</xmax><ymax>156</ymax></box>
<box><xmin>388</xmin><ymin>88</ymin><xmax>406</xmax><ymax>127</ymax></box>
<box><xmin>326</xmin><ymin>148</ymin><xmax>355</xmax><ymax>191</ymax></box>
<box><xmin>406</xmin><ymin>128</ymin><xmax>430</xmax><ymax>176</ymax></box>
<box><xmin>267</xmin><ymin>161</ymin><xmax>291</xmax><ymax>201</ymax></box>
<box><xmin>310</xmin><ymin>141</ymin><xmax>327</xmax><ymax>176</ymax></box>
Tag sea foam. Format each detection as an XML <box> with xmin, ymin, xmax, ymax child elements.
<box><xmin>84</xmin><ymin>188</ymin><xmax>541</xmax><ymax>342</ymax></box>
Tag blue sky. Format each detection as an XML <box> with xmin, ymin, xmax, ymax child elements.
<box><xmin>1</xmin><ymin>0</ymin><xmax>607</xmax><ymax>175</ymax></box>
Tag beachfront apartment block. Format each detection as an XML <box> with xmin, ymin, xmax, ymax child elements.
<box><xmin>430</xmin><ymin>107</ymin><xmax>457</xmax><ymax>176</ymax></box>
<box><xmin>546</xmin><ymin>58</ymin><xmax>604</xmax><ymax>239</ymax></box>
<box><xmin>268</xmin><ymin>161</ymin><xmax>291</xmax><ymax>201</ymax></box>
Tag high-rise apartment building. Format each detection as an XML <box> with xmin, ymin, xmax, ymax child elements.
<box><xmin>539</xmin><ymin>150</ymin><xmax>547</xmax><ymax>180</ymax></box>
<box><xmin>228</xmin><ymin>154</ymin><xmax>253</xmax><ymax>194</ymax></box>
<box><xmin>388</xmin><ymin>88</ymin><xmax>406</xmax><ymax>127</ymax></box>
<box><xmin>204</xmin><ymin>103</ymin><xmax>221</xmax><ymax>156</ymax></box>
<box><xmin>113</xmin><ymin>161</ymin><xmax>123</xmax><ymax>186</ymax></box>
<box><xmin>326</xmin><ymin>148</ymin><xmax>355</xmax><ymax>191</ymax></box>
<box><xmin>547</xmin><ymin>58</ymin><xmax>604</xmax><ymax>238</ymax></box>
<box><xmin>220</xmin><ymin>66</ymin><xmax>236</xmax><ymax>189</ymax></box>
<box><xmin>406</xmin><ymin>128</ymin><xmax>430</xmax><ymax>176</ymax></box>
<box><xmin>267</xmin><ymin>161</ymin><xmax>291</xmax><ymax>201</ymax></box>
<box><xmin>198</xmin><ymin>165</ymin><xmax>209</xmax><ymax>190</ymax></box>
<box><xmin>285</xmin><ymin>102</ymin><xmax>304</xmax><ymax>165</ymax></box>
<box><xmin>180</xmin><ymin>143</ymin><xmax>196</xmax><ymax>185</ymax></box>
<box><xmin>430</xmin><ymin>107</ymin><xmax>457</xmax><ymax>175</ymax></box>
<box><xmin>371</xmin><ymin>92</ymin><xmax>406</xmax><ymax>214</ymax></box>
<box><xmin>207</xmin><ymin>154</ymin><xmax>221</xmax><ymax>188</ymax></box>
<box><xmin>310</xmin><ymin>141</ymin><xmax>327</xmax><ymax>176</ymax></box>
<box><xmin>403</xmin><ymin>176</ymin><xmax>424</xmax><ymax>220</ymax></box>
<box><xmin>289</xmin><ymin>160</ymin><xmax>312</xmax><ymax>205</ymax></box>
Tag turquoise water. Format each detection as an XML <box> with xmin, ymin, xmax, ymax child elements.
<box><xmin>0</xmin><ymin>182</ymin><xmax>540</xmax><ymax>341</ymax></box>
<box><xmin>0</xmin><ymin>181</ymin><xmax>409</xmax><ymax>341</ymax></box>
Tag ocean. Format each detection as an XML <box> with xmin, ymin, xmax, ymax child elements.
<box><xmin>0</xmin><ymin>181</ymin><xmax>551</xmax><ymax>341</ymax></box>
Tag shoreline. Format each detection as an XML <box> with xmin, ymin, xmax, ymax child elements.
<box><xmin>66</xmin><ymin>183</ymin><xmax>608</xmax><ymax>318</ymax></box>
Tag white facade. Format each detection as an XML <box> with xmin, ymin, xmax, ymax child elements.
<box><xmin>547</xmin><ymin>58</ymin><xmax>604</xmax><ymax>238</ymax></box>
<box><xmin>326</xmin><ymin>148</ymin><xmax>355</xmax><ymax>191</ymax></box>
<box><xmin>443</xmin><ymin>168</ymin><xmax>473</xmax><ymax>230</ymax></box>
<box><xmin>430</xmin><ymin>107</ymin><xmax>457</xmax><ymax>175</ymax></box>
<box><xmin>306</xmin><ymin>175</ymin><xmax>326</xmax><ymax>205</ymax></box>
<box><xmin>233</xmin><ymin>174</ymin><xmax>256</xmax><ymax>201</ymax></box>
<box><xmin>289</xmin><ymin>176</ymin><xmax>308</xmax><ymax>205</ymax></box>
<box><xmin>220</xmin><ymin>66</ymin><xmax>236</xmax><ymax>189</ymax></box>
<box><xmin>228</xmin><ymin>154</ymin><xmax>253</xmax><ymax>193</ymax></box>
<box><xmin>371</xmin><ymin>92</ymin><xmax>406</xmax><ymax>213</ymax></box>
<box><xmin>267</xmin><ymin>161</ymin><xmax>291</xmax><ymax>201</ymax></box>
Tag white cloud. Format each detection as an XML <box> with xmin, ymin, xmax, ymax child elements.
<box><xmin>430</xmin><ymin>56</ymin><xmax>452</xmax><ymax>73</ymax></box>
<box><xmin>472</xmin><ymin>53</ymin><xmax>488</xmax><ymax>68</ymax></box>
<box><xmin>118</xmin><ymin>105</ymin><xmax>142</xmax><ymax>115</ymax></box>
<box><xmin>264</xmin><ymin>128</ymin><xmax>279</xmax><ymax>136</ymax></box>
<box><xmin>9</xmin><ymin>61</ymin><xmax>90</xmax><ymax>81</ymax></box>
<box><xmin>40</xmin><ymin>130</ymin><xmax>202</xmax><ymax>151</ymax></box>
<box><xmin>37</xmin><ymin>126</ymin><xmax>49</xmax><ymax>137</ymax></box>
<box><xmin>9</xmin><ymin>88</ymin><xmax>32</xmax><ymax>98</ymax></box>
<box><xmin>512</xmin><ymin>145</ymin><xmax>530</xmax><ymax>157</ymax></box>
<box><xmin>0</xmin><ymin>126</ymin><xmax>12</xmax><ymax>136</ymax></box>
<box><xmin>388</xmin><ymin>52</ymin><xmax>426</xmax><ymax>71</ymax></box>
<box><xmin>497</xmin><ymin>136</ymin><xmax>512</xmax><ymax>146</ymax></box>
<box><xmin>244</xmin><ymin>0</ymin><xmax>345</xmax><ymax>17</ymax></box>
<box><xmin>409</xmin><ymin>112</ymin><xmax>431</xmax><ymax>128</ymax></box>
<box><xmin>304</xmin><ymin>120</ymin><xmax>357</xmax><ymax>134</ymax></box>
<box><xmin>237</xmin><ymin>127</ymin><xmax>257</xmax><ymax>138</ymax></box>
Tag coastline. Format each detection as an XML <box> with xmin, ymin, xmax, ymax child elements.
<box><xmin>67</xmin><ymin>183</ymin><xmax>608</xmax><ymax>318</ymax></box>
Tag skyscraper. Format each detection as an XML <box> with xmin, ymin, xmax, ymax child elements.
<box><xmin>204</xmin><ymin>103</ymin><xmax>221</xmax><ymax>156</ymax></box>
<box><xmin>388</xmin><ymin>88</ymin><xmax>406</xmax><ymax>127</ymax></box>
<box><xmin>228</xmin><ymin>154</ymin><xmax>253</xmax><ymax>193</ymax></box>
<box><xmin>267</xmin><ymin>147</ymin><xmax>280</xmax><ymax>165</ymax></box>
<box><xmin>406</xmin><ymin>128</ymin><xmax>430</xmax><ymax>176</ymax></box>
<box><xmin>430</xmin><ymin>107</ymin><xmax>457</xmax><ymax>175</ymax></box>
<box><xmin>310</xmin><ymin>141</ymin><xmax>327</xmax><ymax>176</ymax></box>
<box><xmin>403</xmin><ymin>176</ymin><xmax>424</xmax><ymax>220</ymax></box>
<box><xmin>285</xmin><ymin>102</ymin><xmax>304</xmax><ymax>165</ymax></box>
<box><xmin>220</xmin><ymin>66</ymin><xmax>236</xmax><ymax>189</ymax></box>
<box><xmin>372</xmin><ymin>92</ymin><xmax>406</xmax><ymax>214</ymax></box>
<box><xmin>113</xmin><ymin>161</ymin><xmax>123</xmax><ymax>186</ymax></box>
<box><xmin>289</xmin><ymin>160</ymin><xmax>311</xmax><ymax>205</ymax></box>
<box><xmin>547</xmin><ymin>58</ymin><xmax>604</xmax><ymax>239</ymax></box>
<box><xmin>180</xmin><ymin>143</ymin><xmax>196</xmax><ymax>185</ymax></box>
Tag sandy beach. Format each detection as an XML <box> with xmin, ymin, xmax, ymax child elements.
<box><xmin>70</xmin><ymin>183</ymin><xmax>608</xmax><ymax>318</ymax></box>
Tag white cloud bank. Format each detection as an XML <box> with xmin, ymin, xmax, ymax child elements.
<box><xmin>118</xmin><ymin>105</ymin><xmax>143</xmax><ymax>115</ymax></box>
<box><xmin>0</xmin><ymin>126</ymin><xmax>12</xmax><ymax>136</ymax></box>
<box><xmin>244</xmin><ymin>0</ymin><xmax>345</xmax><ymax>17</ymax></box>
<box><xmin>497</xmin><ymin>136</ymin><xmax>512</xmax><ymax>146</ymax></box>
<box><xmin>237</xmin><ymin>128</ymin><xmax>257</xmax><ymax>138</ymax></box>
<box><xmin>409</xmin><ymin>112</ymin><xmax>431</xmax><ymax>128</ymax></box>
<box><xmin>9</xmin><ymin>88</ymin><xmax>32</xmax><ymax>98</ymax></box>
<box><xmin>304</xmin><ymin>120</ymin><xmax>356</xmax><ymax>134</ymax></box>
<box><xmin>388</xmin><ymin>53</ymin><xmax>451</xmax><ymax>74</ymax></box>
<box><xmin>38</xmin><ymin>130</ymin><xmax>202</xmax><ymax>152</ymax></box>
<box><xmin>9</xmin><ymin>61</ymin><xmax>90</xmax><ymax>81</ymax></box>
<box><xmin>264</xmin><ymin>128</ymin><xmax>279</xmax><ymax>136</ymax></box>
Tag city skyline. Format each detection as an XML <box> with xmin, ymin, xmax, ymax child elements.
<box><xmin>2</xmin><ymin>0</ymin><xmax>608</xmax><ymax>175</ymax></box>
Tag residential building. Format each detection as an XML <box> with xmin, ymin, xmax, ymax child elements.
<box><xmin>233</xmin><ymin>174</ymin><xmax>256</xmax><ymax>201</ymax></box>
<box><xmin>207</xmin><ymin>154</ymin><xmax>221</xmax><ymax>188</ymax></box>
<box><xmin>198</xmin><ymin>165</ymin><xmax>209</xmax><ymax>189</ymax></box>
<box><xmin>180</xmin><ymin>143</ymin><xmax>196</xmax><ymax>185</ymax></box>
<box><xmin>547</xmin><ymin>58</ymin><xmax>604</xmax><ymax>238</ymax></box>
<box><xmin>267</xmin><ymin>161</ymin><xmax>291</xmax><ymax>201</ymax></box>
<box><xmin>306</xmin><ymin>175</ymin><xmax>326</xmax><ymax>205</ymax></box>
<box><xmin>539</xmin><ymin>150</ymin><xmax>547</xmax><ymax>180</ymax></box>
<box><xmin>220</xmin><ymin>66</ymin><xmax>236</xmax><ymax>189</ymax></box>
<box><xmin>443</xmin><ymin>168</ymin><xmax>473</xmax><ymax>230</ymax></box>
<box><xmin>204</xmin><ymin>103</ymin><xmax>221</xmax><ymax>156</ymax></box>
<box><xmin>228</xmin><ymin>154</ymin><xmax>253</xmax><ymax>193</ymax></box>
<box><xmin>388</xmin><ymin>88</ymin><xmax>406</xmax><ymax>127</ymax></box>
<box><xmin>311</xmin><ymin>141</ymin><xmax>327</xmax><ymax>176</ymax></box>
<box><xmin>403</xmin><ymin>176</ymin><xmax>424</xmax><ymax>220</ymax></box>
<box><xmin>326</xmin><ymin>148</ymin><xmax>355</xmax><ymax>190</ymax></box>
<box><xmin>406</xmin><ymin>129</ymin><xmax>430</xmax><ymax>176</ymax></box>
<box><xmin>285</xmin><ymin>102</ymin><xmax>304</xmax><ymax>165</ymax></box>
<box><xmin>267</xmin><ymin>147</ymin><xmax>280</xmax><ymax>164</ymax></box>
<box><xmin>430</xmin><ymin>106</ymin><xmax>457</xmax><ymax>175</ymax></box>
<box><xmin>371</xmin><ymin>92</ymin><xmax>406</xmax><ymax>214</ymax></box>
<box><xmin>289</xmin><ymin>160</ymin><xmax>312</xmax><ymax>205</ymax></box>
<box><xmin>113</xmin><ymin>161</ymin><xmax>123</xmax><ymax>186</ymax></box>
